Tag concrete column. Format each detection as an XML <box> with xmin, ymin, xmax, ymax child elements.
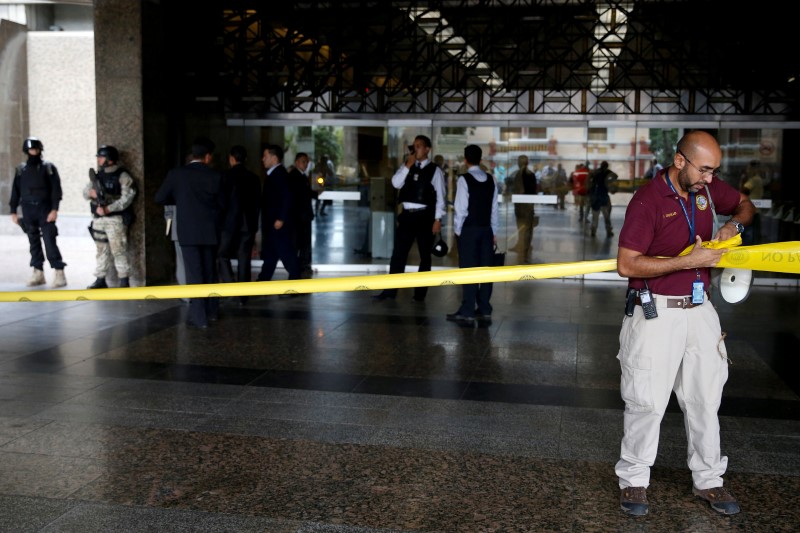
<box><xmin>93</xmin><ymin>0</ymin><xmax>147</xmax><ymax>285</ymax></box>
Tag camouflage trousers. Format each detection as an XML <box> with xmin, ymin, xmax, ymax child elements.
<box><xmin>90</xmin><ymin>216</ymin><xmax>130</xmax><ymax>278</ymax></box>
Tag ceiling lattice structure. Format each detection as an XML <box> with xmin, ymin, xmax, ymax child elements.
<box><xmin>169</xmin><ymin>1</ymin><xmax>800</xmax><ymax>117</ymax></box>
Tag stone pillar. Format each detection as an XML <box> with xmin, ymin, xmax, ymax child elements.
<box><xmin>93</xmin><ymin>0</ymin><xmax>146</xmax><ymax>285</ymax></box>
<box><xmin>0</xmin><ymin>20</ymin><xmax>28</xmax><ymax>216</ymax></box>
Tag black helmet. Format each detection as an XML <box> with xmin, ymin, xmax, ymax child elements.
<box><xmin>432</xmin><ymin>236</ymin><xmax>449</xmax><ymax>257</ymax></box>
<box><xmin>96</xmin><ymin>145</ymin><xmax>119</xmax><ymax>162</ymax></box>
<box><xmin>22</xmin><ymin>137</ymin><xmax>43</xmax><ymax>153</ymax></box>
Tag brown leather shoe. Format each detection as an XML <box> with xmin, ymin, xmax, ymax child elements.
<box><xmin>620</xmin><ymin>486</ymin><xmax>648</xmax><ymax>516</ymax></box>
<box><xmin>693</xmin><ymin>486</ymin><xmax>740</xmax><ymax>515</ymax></box>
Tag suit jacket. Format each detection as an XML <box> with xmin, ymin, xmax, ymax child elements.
<box><xmin>222</xmin><ymin>163</ymin><xmax>262</xmax><ymax>235</ymax></box>
<box><xmin>155</xmin><ymin>161</ymin><xmax>226</xmax><ymax>246</ymax></box>
<box><xmin>261</xmin><ymin>164</ymin><xmax>293</xmax><ymax>231</ymax></box>
<box><xmin>288</xmin><ymin>167</ymin><xmax>314</xmax><ymax>224</ymax></box>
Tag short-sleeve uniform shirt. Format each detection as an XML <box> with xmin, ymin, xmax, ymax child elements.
<box><xmin>618</xmin><ymin>169</ymin><xmax>741</xmax><ymax>295</ymax></box>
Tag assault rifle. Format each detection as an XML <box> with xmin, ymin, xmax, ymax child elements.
<box><xmin>89</xmin><ymin>168</ymin><xmax>107</xmax><ymax>208</ymax></box>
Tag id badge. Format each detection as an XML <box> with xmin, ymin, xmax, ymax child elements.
<box><xmin>692</xmin><ymin>279</ymin><xmax>705</xmax><ymax>304</ymax></box>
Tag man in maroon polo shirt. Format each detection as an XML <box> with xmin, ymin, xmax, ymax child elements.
<box><xmin>614</xmin><ymin>130</ymin><xmax>755</xmax><ymax>517</ymax></box>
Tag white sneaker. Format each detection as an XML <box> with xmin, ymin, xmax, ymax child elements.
<box><xmin>52</xmin><ymin>269</ymin><xmax>67</xmax><ymax>288</ymax></box>
<box><xmin>27</xmin><ymin>268</ymin><xmax>46</xmax><ymax>287</ymax></box>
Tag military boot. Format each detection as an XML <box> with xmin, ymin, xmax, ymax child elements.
<box><xmin>119</xmin><ymin>277</ymin><xmax>130</xmax><ymax>288</ymax></box>
<box><xmin>87</xmin><ymin>277</ymin><xmax>108</xmax><ymax>289</ymax></box>
<box><xmin>27</xmin><ymin>268</ymin><xmax>46</xmax><ymax>287</ymax></box>
<box><xmin>52</xmin><ymin>269</ymin><xmax>67</xmax><ymax>288</ymax></box>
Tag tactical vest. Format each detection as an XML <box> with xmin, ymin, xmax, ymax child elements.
<box><xmin>16</xmin><ymin>161</ymin><xmax>54</xmax><ymax>203</ymax></box>
<box><xmin>398</xmin><ymin>163</ymin><xmax>437</xmax><ymax>207</ymax></box>
<box><xmin>90</xmin><ymin>167</ymin><xmax>136</xmax><ymax>225</ymax></box>
<box><xmin>462</xmin><ymin>172</ymin><xmax>494</xmax><ymax>228</ymax></box>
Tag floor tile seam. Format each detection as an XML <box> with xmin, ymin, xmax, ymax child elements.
<box><xmin>35</xmin><ymin>359</ymin><xmax>800</xmax><ymax>421</ymax></box>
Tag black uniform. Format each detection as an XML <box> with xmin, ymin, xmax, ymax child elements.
<box><xmin>9</xmin><ymin>156</ymin><xmax>66</xmax><ymax>270</ymax></box>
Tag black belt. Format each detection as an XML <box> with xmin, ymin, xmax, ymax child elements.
<box><xmin>404</xmin><ymin>207</ymin><xmax>428</xmax><ymax>213</ymax></box>
<box><xmin>635</xmin><ymin>295</ymin><xmax>702</xmax><ymax>309</ymax></box>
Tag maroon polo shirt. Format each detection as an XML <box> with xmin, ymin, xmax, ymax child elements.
<box><xmin>618</xmin><ymin>168</ymin><xmax>741</xmax><ymax>296</ymax></box>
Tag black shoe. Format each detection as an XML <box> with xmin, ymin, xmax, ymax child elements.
<box><xmin>186</xmin><ymin>320</ymin><xmax>208</xmax><ymax>330</ymax></box>
<box><xmin>475</xmin><ymin>312</ymin><xmax>492</xmax><ymax>322</ymax></box>
<box><xmin>372</xmin><ymin>292</ymin><xmax>395</xmax><ymax>301</ymax></box>
<box><xmin>446</xmin><ymin>312</ymin><xmax>475</xmax><ymax>323</ymax></box>
<box><xmin>119</xmin><ymin>277</ymin><xmax>130</xmax><ymax>288</ymax></box>
<box><xmin>87</xmin><ymin>277</ymin><xmax>107</xmax><ymax>289</ymax></box>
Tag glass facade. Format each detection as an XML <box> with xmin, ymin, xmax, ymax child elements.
<box><xmin>234</xmin><ymin>118</ymin><xmax>798</xmax><ymax>280</ymax></box>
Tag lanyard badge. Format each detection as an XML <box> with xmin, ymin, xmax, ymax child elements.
<box><xmin>692</xmin><ymin>271</ymin><xmax>705</xmax><ymax>304</ymax></box>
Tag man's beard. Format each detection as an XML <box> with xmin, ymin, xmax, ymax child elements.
<box><xmin>677</xmin><ymin>166</ymin><xmax>704</xmax><ymax>193</ymax></box>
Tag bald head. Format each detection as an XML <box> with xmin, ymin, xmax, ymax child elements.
<box><xmin>676</xmin><ymin>130</ymin><xmax>721</xmax><ymax>163</ymax></box>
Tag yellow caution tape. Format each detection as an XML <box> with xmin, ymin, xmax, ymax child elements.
<box><xmin>2</xmin><ymin>240</ymin><xmax>799</xmax><ymax>303</ymax></box>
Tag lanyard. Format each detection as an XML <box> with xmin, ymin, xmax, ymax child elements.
<box><xmin>665</xmin><ymin>171</ymin><xmax>695</xmax><ymax>244</ymax></box>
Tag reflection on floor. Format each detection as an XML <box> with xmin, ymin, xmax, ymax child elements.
<box><xmin>1</xmin><ymin>268</ymin><xmax>799</xmax><ymax>531</ymax></box>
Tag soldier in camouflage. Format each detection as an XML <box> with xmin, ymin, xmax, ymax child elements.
<box><xmin>83</xmin><ymin>145</ymin><xmax>137</xmax><ymax>288</ymax></box>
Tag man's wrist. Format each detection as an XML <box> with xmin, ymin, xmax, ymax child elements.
<box><xmin>728</xmin><ymin>219</ymin><xmax>745</xmax><ymax>234</ymax></box>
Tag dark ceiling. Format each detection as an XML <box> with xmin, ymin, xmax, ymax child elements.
<box><xmin>148</xmin><ymin>1</ymin><xmax>800</xmax><ymax>116</ymax></box>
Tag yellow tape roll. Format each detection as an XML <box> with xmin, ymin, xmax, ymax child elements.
<box><xmin>2</xmin><ymin>240</ymin><xmax>799</xmax><ymax>303</ymax></box>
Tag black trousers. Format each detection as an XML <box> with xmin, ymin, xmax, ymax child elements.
<box><xmin>22</xmin><ymin>202</ymin><xmax>66</xmax><ymax>270</ymax></box>
<box><xmin>181</xmin><ymin>244</ymin><xmax>219</xmax><ymax>327</ymax></box>
<box><xmin>385</xmin><ymin>209</ymin><xmax>435</xmax><ymax>300</ymax></box>
<box><xmin>294</xmin><ymin>218</ymin><xmax>313</xmax><ymax>274</ymax></box>
<box><xmin>218</xmin><ymin>229</ymin><xmax>256</xmax><ymax>283</ymax></box>
<box><xmin>455</xmin><ymin>225</ymin><xmax>494</xmax><ymax>317</ymax></box>
<box><xmin>258</xmin><ymin>225</ymin><xmax>300</xmax><ymax>281</ymax></box>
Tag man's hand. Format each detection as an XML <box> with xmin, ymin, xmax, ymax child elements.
<box><xmin>274</xmin><ymin>219</ymin><xmax>284</xmax><ymax>230</ymax></box>
<box><xmin>712</xmin><ymin>222</ymin><xmax>739</xmax><ymax>242</ymax></box>
<box><xmin>95</xmin><ymin>206</ymin><xmax>107</xmax><ymax>216</ymax></box>
<box><xmin>89</xmin><ymin>189</ymin><xmax>98</xmax><ymax>199</ymax></box>
<box><xmin>432</xmin><ymin>219</ymin><xmax>441</xmax><ymax>234</ymax></box>
<box><xmin>11</xmin><ymin>213</ymin><xmax>19</xmax><ymax>225</ymax></box>
<box><xmin>688</xmin><ymin>235</ymin><xmax>726</xmax><ymax>268</ymax></box>
<box><xmin>46</xmin><ymin>210</ymin><xmax>58</xmax><ymax>223</ymax></box>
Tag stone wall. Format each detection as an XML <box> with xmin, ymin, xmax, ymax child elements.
<box><xmin>27</xmin><ymin>30</ymin><xmax>96</xmax><ymax>216</ymax></box>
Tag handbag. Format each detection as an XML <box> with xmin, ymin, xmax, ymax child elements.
<box><xmin>493</xmin><ymin>244</ymin><xmax>506</xmax><ymax>266</ymax></box>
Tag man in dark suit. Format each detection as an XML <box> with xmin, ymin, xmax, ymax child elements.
<box><xmin>218</xmin><ymin>145</ymin><xmax>262</xmax><ymax>293</ymax></box>
<box><xmin>257</xmin><ymin>145</ymin><xmax>301</xmax><ymax>282</ymax></box>
<box><xmin>288</xmin><ymin>152</ymin><xmax>314</xmax><ymax>278</ymax></box>
<box><xmin>155</xmin><ymin>137</ymin><xmax>226</xmax><ymax>328</ymax></box>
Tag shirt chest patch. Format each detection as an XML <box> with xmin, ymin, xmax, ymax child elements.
<box><xmin>696</xmin><ymin>194</ymin><xmax>709</xmax><ymax>211</ymax></box>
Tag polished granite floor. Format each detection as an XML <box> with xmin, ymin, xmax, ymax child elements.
<box><xmin>1</xmin><ymin>204</ymin><xmax>799</xmax><ymax>532</ymax></box>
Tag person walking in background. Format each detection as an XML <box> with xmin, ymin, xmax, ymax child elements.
<box><xmin>554</xmin><ymin>163</ymin><xmax>568</xmax><ymax>209</ymax></box>
<box><xmin>288</xmin><ymin>152</ymin><xmax>314</xmax><ymax>278</ymax></box>
<box><xmin>372</xmin><ymin>134</ymin><xmax>446</xmax><ymax>302</ymax></box>
<box><xmin>9</xmin><ymin>137</ymin><xmax>67</xmax><ymax>288</ymax></box>
<box><xmin>569</xmin><ymin>162</ymin><xmax>590</xmax><ymax>222</ymax></box>
<box><xmin>615</xmin><ymin>130</ymin><xmax>755</xmax><ymax>517</ymax></box>
<box><xmin>257</xmin><ymin>145</ymin><xmax>301</xmax><ymax>283</ymax></box>
<box><xmin>446</xmin><ymin>144</ymin><xmax>499</xmax><ymax>324</ymax></box>
<box><xmin>218</xmin><ymin>145</ymin><xmax>261</xmax><ymax>295</ymax></box>
<box><xmin>739</xmin><ymin>160</ymin><xmax>764</xmax><ymax>245</ymax></box>
<box><xmin>155</xmin><ymin>137</ymin><xmax>227</xmax><ymax>329</ymax></box>
<box><xmin>84</xmin><ymin>145</ymin><xmax>137</xmax><ymax>289</ymax></box>
<box><xmin>510</xmin><ymin>155</ymin><xmax>538</xmax><ymax>264</ymax></box>
<box><xmin>589</xmin><ymin>161</ymin><xmax>618</xmax><ymax>238</ymax></box>
<box><xmin>316</xmin><ymin>154</ymin><xmax>336</xmax><ymax>216</ymax></box>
